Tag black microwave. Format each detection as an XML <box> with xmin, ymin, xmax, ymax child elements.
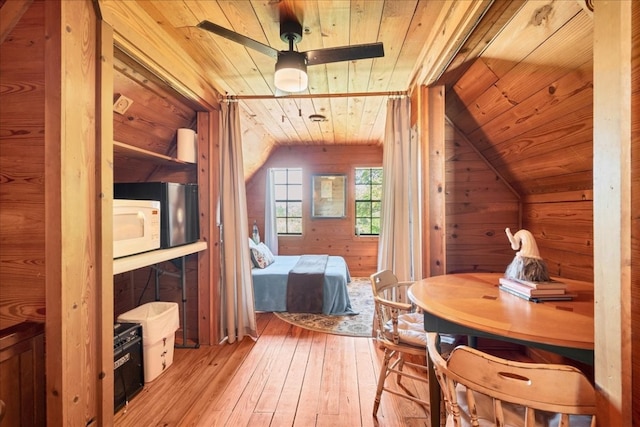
<box><xmin>114</xmin><ymin>182</ymin><xmax>200</xmax><ymax>249</ymax></box>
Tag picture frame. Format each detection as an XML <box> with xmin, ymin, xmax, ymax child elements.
<box><xmin>311</xmin><ymin>174</ymin><xmax>347</xmax><ymax>218</ymax></box>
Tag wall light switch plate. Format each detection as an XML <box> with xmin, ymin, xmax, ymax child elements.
<box><xmin>113</xmin><ymin>94</ymin><xmax>133</xmax><ymax>115</ymax></box>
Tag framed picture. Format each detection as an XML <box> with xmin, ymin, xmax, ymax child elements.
<box><xmin>311</xmin><ymin>174</ymin><xmax>346</xmax><ymax>218</ymax></box>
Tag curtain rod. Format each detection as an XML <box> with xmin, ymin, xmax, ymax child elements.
<box><xmin>226</xmin><ymin>91</ymin><xmax>407</xmax><ymax>100</ymax></box>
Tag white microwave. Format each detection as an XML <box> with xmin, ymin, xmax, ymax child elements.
<box><xmin>113</xmin><ymin>199</ymin><xmax>161</xmax><ymax>258</ymax></box>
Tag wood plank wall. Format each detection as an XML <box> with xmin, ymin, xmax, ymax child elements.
<box><xmin>245</xmin><ymin>136</ymin><xmax>520</xmax><ymax>278</ymax></box>
<box><xmin>420</xmin><ymin>85</ymin><xmax>447</xmax><ymax>278</ymax></box>
<box><xmin>522</xmin><ymin>196</ymin><xmax>593</xmax><ymax>282</ymax></box>
<box><xmin>444</xmin><ymin>122</ymin><xmax>520</xmax><ymax>274</ymax></box>
<box><xmin>112</xmin><ymin>50</ymin><xmax>199</xmax><ymax>184</ymax></box>
<box><xmin>245</xmin><ymin>145</ymin><xmax>382</xmax><ymax>277</ymax></box>
<box><xmin>593</xmin><ymin>2</ymin><xmax>635</xmax><ymax>423</ymax></box>
<box><xmin>0</xmin><ymin>0</ymin><xmax>220</xmax><ymax>421</ymax></box>
<box><xmin>0</xmin><ymin>0</ymin><xmax>46</xmax><ymax>330</ymax></box>
<box><xmin>0</xmin><ymin>322</ymin><xmax>46</xmax><ymax>425</ymax></box>
<box><xmin>43</xmin><ymin>0</ymin><xmax>103</xmax><ymax>423</ymax></box>
<box><xmin>443</xmin><ymin>3</ymin><xmax>595</xmax><ymax>283</ymax></box>
<box><xmin>632</xmin><ymin>0</ymin><xmax>640</xmax><ymax>420</ymax></box>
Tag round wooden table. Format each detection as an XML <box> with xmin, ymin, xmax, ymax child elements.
<box><xmin>408</xmin><ymin>272</ymin><xmax>594</xmax><ymax>351</ymax></box>
<box><xmin>408</xmin><ymin>272</ymin><xmax>594</xmax><ymax>427</ymax></box>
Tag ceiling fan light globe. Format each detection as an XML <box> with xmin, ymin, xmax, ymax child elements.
<box><xmin>274</xmin><ymin>51</ymin><xmax>308</xmax><ymax>92</ymax></box>
<box><xmin>274</xmin><ymin>68</ymin><xmax>308</xmax><ymax>92</ymax></box>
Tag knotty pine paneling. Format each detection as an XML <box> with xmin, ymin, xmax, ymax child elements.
<box><xmin>112</xmin><ymin>156</ymin><xmax>198</xmax><ymax>184</ymax></box>
<box><xmin>445</xmin><ymin>4</ymin><xmax>594</xmax><ymax>199</ymax></box>
<box><xmin>534</xmin><ymin>246</ymin><xmax>593</xmax><ymax>282</ymax></box>
<box><xmin>247</xmin><ymin>134</ymin><xmax>521</xmax><ymax>277</ymax></box>
<box><xmin>525</xmin><ymin>170</ymin><xmax>594</xmax><ymax>196</ymax></box>
<box><xmin>442</xmin><ymin>3</ymin><xmax>595</xmax><ymax>282</ymax></box>
<box><xmin>435</xmin><ymin>0</ymin><xmax>526</xmax><ymax>90</ymax></box>
<box><xmin>245</xmin><ymin>145</ymin><xmax>382</xmax><ymax>277</ymax></box>
<box><xmin>112</xmin><ymin>50</ymin><xmax>198</xmax><ymax>184</ymax></box>
<box><xmin>465</xmin><ymin>69</ymin><xmax>594</xmax><ymax>194</ymax></box>
<box><xmin>487</xmin><ymin>7</ymin><xmax>591</xmax><ymax>100</ymax></box>
<box><xmin>522</xmin><ymin>200</ymin><xmax>593</xmax><ymax>282</ymax></box>
<box><xmin>0</xmin><ymin>1</ymin><xmax>46</xmax><ymax>330</ymax></box>
<box><xmin>0</xmin><ymin>322</ymin><xmax>46</xmax><ymax>426</ymax></box>
<box><xmin>445</xmin><ymin>121</ymin><xmax>519</xmax><ymax>274</ymax></box>
<box><xmin>470</xmin><ymin>63</ymin><xmax>594</xmax><ymax>151</ymax></box>
<box><xmin>445</xmin><ymin>59</ymin><xmax>499</xmax><ymax>120</ymax></box>
<box><xmin>147</xmin><ymin>165</ymin><xmax>198</xmax><ymax>184</ymax></box>
<box><xmin>524</xmin><ymin>201</ymin><xmax>593</xmax><ymax>254</ymax></box>
<box><xmin>633</xmin><ymin>1</ymin><xmax>640</xmax><ymax>418</ymax></box>
<box><xmin>113</xmin><ymin>157</ymin><xmax>157</xmax><ymax>183</ymax></box>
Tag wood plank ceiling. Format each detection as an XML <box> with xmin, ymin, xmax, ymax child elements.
<box><xmin>102</xmin><ymin>0</ymin><xmax>595</xmax><ymax>196</ymax></box>
<box><xmin>101</xmin><ymin>0</ymin><xmax>494</xmax><ymax>176</ymax></box>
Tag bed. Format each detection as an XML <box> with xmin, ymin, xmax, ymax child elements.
<box><xmin>252</xmin><ymin>255</ymin><xmax>355</xmax><ymax>315</ymax></box>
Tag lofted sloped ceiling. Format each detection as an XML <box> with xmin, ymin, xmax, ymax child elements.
<box><xmin>100</xmin><ymin>0</ymin><xmax>496</xmax><ymax>177</ymax></box>
<box><xmin>102</xmin><ymin>0</ymin><xmax>595</xmax><ymax>195</ymax></box>
<box><xmin>442</xmin><ymin>0</ymin><xmax>594</xmax><ymax>197</ymax></box>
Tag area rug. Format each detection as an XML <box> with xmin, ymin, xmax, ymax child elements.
<box><xmin>274</xmin><ymin>277</ymin><xmax>374</xmax><ymax>337</ymax></box>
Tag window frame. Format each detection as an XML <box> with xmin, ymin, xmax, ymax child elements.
<box><xmin>354</xmin><ymin>166</ymin><xmax>383</xmax><ymax>236</ymax></box>
<box><xmin>272</xmin><ymin>167</ymin><xmax>303</xmax><ymax>236</ymax></box>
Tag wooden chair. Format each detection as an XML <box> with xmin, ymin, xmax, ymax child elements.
<box><xmin>369</xmin><ymin>270</ymin><xmax>431</xmax><ymax>416</ymax></box>
<box><xmin>426</xmin><ymin>332</ymin><xmax>596</xmax><ymax>427</ymax></box>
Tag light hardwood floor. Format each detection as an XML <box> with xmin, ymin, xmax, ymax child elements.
<box><xmin>114</xmin><ymin>312</ymin><xmax>434</xmax><ymax>427</ymax></box>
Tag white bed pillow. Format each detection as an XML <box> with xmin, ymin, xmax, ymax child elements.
<box><xmin>257</xmin><ymin>243</ymin><xmax>275</xmax><ymax>263</ymax></box>
<box><xmin>250</xmin><ymin>243</ymin><xmax>275</xmax><ymax>268</ymax></box>
<box><xmin>249</xmin><ymin>237</ymin><xmax>258</xmax><ymax>249</ymax></box>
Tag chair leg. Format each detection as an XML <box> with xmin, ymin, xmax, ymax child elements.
<box><xmin>439</xmin><ymin>389</ymin><xmax>446</xmax><ymax>427</ymax></box>
<box><xmin>373</xmin><ymin>349</ymin><xmax>393</xmax><ymax>416</ymax></box>
<box><xmin>396</xmin><ymin>356</ymin><xmax>405</xmax><ymax>386</ymax></box>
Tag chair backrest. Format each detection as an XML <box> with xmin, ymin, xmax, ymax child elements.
<box><xmin>369</xmin><ymin>270</ymin><xmax>413</xmax><ymax>305</ymax></box>
<box><xmin>426</xmin><ymin>333</ymin><xmax>596</xmax><ymax>427</ymax></box>
<box><xmin>369</xmin><ymin>270</ymin><xmax>418</xmax><ymax>346</ymax></box>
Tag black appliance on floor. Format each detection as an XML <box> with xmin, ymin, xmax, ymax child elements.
<box><xmin>114</xmin><ymin>322</ymin><xmax>144</xmax><ymax>412</ymax></box>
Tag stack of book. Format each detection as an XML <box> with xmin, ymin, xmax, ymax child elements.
<box><xmin>498</xmin><ymin>277</ymin><xmax>575</xmax><ymax>302</ymax></box>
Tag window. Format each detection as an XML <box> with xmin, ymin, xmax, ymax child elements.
<box><xmin>273</xmin><ymin>168</ymin><xmax>303</xmax><ymax>235</ymax></box>
<box><xmin>355</xmin><ymin>167</ymin><xmax>383</xmax><ymax>236</ymax></box>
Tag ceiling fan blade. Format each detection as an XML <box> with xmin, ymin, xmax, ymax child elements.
<box><xmin>305</xmin><ymin>42</ymin><xmax>384</xmax><ymax>66</ymax></box>
<box><xmin>197</xmin><ymin>20</ymin><xmax>279</xmax><ymax>60</ymax></box>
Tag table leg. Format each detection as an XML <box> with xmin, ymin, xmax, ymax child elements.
<box><xmin>468</xmin><ymin>335</ymin><xmax>477</xmax><ymax>348</ymax></box>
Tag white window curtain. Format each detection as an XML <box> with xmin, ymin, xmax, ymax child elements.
<box><xmin>377</xmin><ymin>97</ymin><xmax>423</xmax><ymax>281</ymax></box>
<box><xmin>264</xmin><ymin>168</ymin><xmax>278</xmax><ymax>255</ymax></box>
<box><xmin>219</xmin><ymin>101</ymin><xmax>257</xmax><ymax>343</ymax></box>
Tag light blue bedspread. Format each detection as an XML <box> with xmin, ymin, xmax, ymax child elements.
<box><xmin>252</xmin><ymin>255</ymin><xmax>355</xmax><ymax>315</ymax></box>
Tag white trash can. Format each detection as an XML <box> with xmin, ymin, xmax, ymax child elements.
<box><xmin>117</xmin><ymin>302</ymin><xmax>179</xmax><ymax>382</ymax></box>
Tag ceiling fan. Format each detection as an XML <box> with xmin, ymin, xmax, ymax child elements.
<box><xmin>196</xmin><ymin>14</ymin><xmax>384</xmax><ymax>94</ymax></box>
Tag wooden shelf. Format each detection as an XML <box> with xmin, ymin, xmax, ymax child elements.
<box><xmin>113</xmin><ymin>140</ymin><xmax>195</xmax><ymax>166</ymax></box>
<box><xmin>113</xmin><ymin>241</ymin><xmax>207</xmax><ymax>275</ymax></box>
